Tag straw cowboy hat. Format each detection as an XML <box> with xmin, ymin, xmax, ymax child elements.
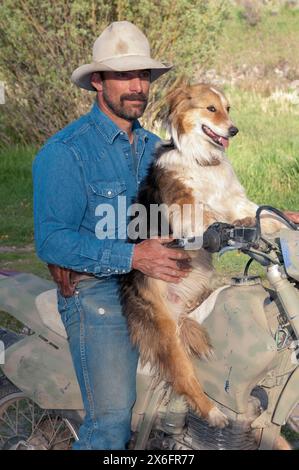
<box><xmin>71</xmin><ymin>21</ymin><xmax>173</xmax><ymax>91</ymax></box>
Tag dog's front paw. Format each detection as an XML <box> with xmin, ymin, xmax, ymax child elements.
<box><xmin>232</xmin><ymin>216</ymin><xmax>256</xmax><ymax>227</ymax></box>
<box><xmin>207</xmin><ymin>406</ymin><xmax>229</xmax><ymax>428</ymax></box>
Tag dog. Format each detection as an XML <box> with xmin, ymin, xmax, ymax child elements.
<box><xmin>120</xmin><ymin>83</ymin><xmax>285</xmax><ymax>428</ymax></box>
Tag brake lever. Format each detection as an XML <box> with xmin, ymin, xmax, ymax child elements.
<box><xmin>218</xmin><ymin>243</ymin><xmax>245</xmax><ymax>257</ymax></box>
<box><xmin>166</xmin><ymin>236</ymin><xmax>203</xmax><ymax>250</ymax></box>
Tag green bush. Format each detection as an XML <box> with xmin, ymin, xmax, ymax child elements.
<box><xmin>0</xmin><ymin>0</ymin><xmax>227</xmax><ymax>146</ymax></box>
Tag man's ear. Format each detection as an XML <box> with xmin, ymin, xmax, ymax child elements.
<box><xmin>91</xmin><ymin>72</ymin><xmax>103</xmax><ymax>92</ymax></box>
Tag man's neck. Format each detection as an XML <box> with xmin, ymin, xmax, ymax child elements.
<box><xmin>96</xmin><ymin>96</ymin><xmax>134</xmax><ymax>143</ymax></box>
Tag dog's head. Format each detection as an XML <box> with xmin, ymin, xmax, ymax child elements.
<box><xmin>166</xmin><ymin>83</ymin><xmax>238</xmax><ymax>154</ymax></box>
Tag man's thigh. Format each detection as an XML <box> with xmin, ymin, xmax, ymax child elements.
<box><xmin>57</xmin><ymin>278</ymin><xmax>139</xmax><ymax>416</ymax></box>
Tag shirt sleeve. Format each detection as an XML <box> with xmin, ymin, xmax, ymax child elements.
<box><xmin>32</xmin><ymin>141</ymin><xmax>134</xmax><ymax>276</ymax></box>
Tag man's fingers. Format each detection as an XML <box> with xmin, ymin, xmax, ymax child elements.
<box><xmin>167</xmin><ymin>248</ymin><xmax>191</xmax><ymax>261</ymax></box>
<box><xmin>160</xmin><ymin>276</ymin><xmax>181</xmax><ymax>283</ymax></box>
<box><xmin>155</xmin><ymin>237</ymin><xmax>175</xmax><ymax>244</ymax></box>
<box><xmin>176</xmin><ymin>258</ymin><xmax>192</xmax><ymax>270</ymax></box>
<box><xmin>150</xmin><ymin>238</ymin><xmax>191</xmax><ymax>261</ymax></box>
<box><xmin>164</xmin><ymin>259</ymin><xmax>191</xmax><ymax>272</ymax></box>
<box><xmin>154</xmin><ymin>272</ymin><xmax>182</xmax><ymax>283</ymax></box>
<box><xmin>157</xmin><ymin>266</ymin><xmax>189</xmax><ymax>279</ymax></box>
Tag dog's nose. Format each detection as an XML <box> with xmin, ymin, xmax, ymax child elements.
<box><xmin>229</xmin><ymin>126</ymin><xmax>239</xmax><ymax>137</ymax></box>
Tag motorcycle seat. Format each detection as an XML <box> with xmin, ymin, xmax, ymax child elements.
<box><xmin>35</xmin><ymin>289</ymin><xmax>67</xmax><ymax>339</ymax></box>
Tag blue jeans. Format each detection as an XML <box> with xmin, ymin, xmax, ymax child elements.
<box><xmin>57</xmin><ymin>277</ymin><xmax>139</xmax><ymax>450</ymax></box>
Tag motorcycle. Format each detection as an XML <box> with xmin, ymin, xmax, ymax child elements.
<box><xmin>0</xmin><ymin>206</ymin><xmax>299</xmax><ymax>450</ymax></box>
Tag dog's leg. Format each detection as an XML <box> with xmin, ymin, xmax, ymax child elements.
<box><xmin>158</xmin><ymin>314</ymin><xmax>228</xmax><ymax>428</ymax></box>
<box><xmin>231</xmin><ymin>199</ymin><xmax>286</xmax><ymax>234</ymax></box>
<box><xmin>121</xmin><ymin>275</ymin><xmax>228</xmax><ymax>428</ymax></box>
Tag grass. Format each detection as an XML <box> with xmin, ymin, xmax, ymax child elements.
<box><xmin>214</xmin><ymin>5</ymin><xmax>299</xmax><ymax>83</ymax></box>
<box><xmin>281</xmin><ymin>424</ymin><xmax>299</xmax><ymax>449</ymax></box>
<box><xmin>0</xmin><ymin>251</ymin><xmax>50</xmax><ymax>279</ymax></box>
<box><xmin>0</xmin><ymin>146</ymin><xmax>36</xmax><ymax>246</ymax></box>
<box><xmin>226</xmin><ymin>86</ymin><xmax>299</xmax><ymax>209</ymax></box>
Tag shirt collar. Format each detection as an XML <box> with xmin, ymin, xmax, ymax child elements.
<box><xmin>89</xmin><ymin>99</ymin><xmax>147</xmax><ymax>144</ymax></box>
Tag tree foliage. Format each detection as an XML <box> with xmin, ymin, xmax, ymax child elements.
<box><xmin>0</xmin><ymin>0</ymin><xmax>228</xmax><ymax>145</ymax></box>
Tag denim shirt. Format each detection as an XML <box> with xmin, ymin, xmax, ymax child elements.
<box><xmin>32</xmin><ymin>100</ymin><xmax>160</xmax><ymax>277</ymax></box>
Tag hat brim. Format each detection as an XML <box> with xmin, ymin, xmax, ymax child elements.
<box><xmin>71</xmin><ymin>55</ymin><xmax>173</xmax><ymax>91</ymax></box>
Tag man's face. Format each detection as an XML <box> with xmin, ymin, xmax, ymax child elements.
<box><xmin>93</xmin><ymin>70</ymin><xmax>151</xmax><ymax>122</ymax></box>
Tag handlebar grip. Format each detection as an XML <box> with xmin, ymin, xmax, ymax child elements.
<box><xmin>202</xmin><ymin>222</ymin><xmax>235</xmax><ymax>252</ymax></box>
<box><xmin>202</xmin><ymin>229</ymin><xmax>222</xmax><ymax>252</ymax></box>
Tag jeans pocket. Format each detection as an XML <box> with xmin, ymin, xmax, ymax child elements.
<box><xmin>57</xmin><ymin>289</ymin><xmax>68</xmax><ymax>312</ymax></box>
<box><xmin>57</xmin><ymin>290</ymin><xmax>78</xmax><ymax>329</ymax></box>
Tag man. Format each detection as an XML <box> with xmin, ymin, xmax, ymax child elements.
<box><xmin>33</xmin><ymin>21</ymin><xmax>191</xmax><ymax>450</ymax></box>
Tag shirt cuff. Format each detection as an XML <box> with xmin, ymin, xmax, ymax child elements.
<box><xmin>98</xmin><ymin>243</ymin><xmax>135</xmax><ymax>275</ymax></box>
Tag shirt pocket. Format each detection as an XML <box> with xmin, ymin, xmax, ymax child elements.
<box><xmin>89</xmin><ymin>181</ymin><xmax>126</xmax><ymax>199</ymax></box>
<box><xmin>88</xmin><ymin>180</ymin><xmax>127</xmax><ymax>238</ymax></box>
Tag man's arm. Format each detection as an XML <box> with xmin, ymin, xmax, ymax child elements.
<box><xmin>33</xmin><ymin>142</ymin><xmax>134</xmax><ymax>276</ymax></box>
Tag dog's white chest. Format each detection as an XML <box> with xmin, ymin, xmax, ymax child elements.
<box><xmin>184</xmin><ymin>161</ymin><xmax>241</xmax><ymax>209</ymax></box>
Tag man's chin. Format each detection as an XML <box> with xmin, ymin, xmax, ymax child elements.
<box><xmin>123</xmin><ymin>105</ymin><xmax>146</xmax><ymax>120</ymax></box>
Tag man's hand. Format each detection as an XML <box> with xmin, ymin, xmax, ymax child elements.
<box><xmin>132</xmin><ymin>238</ymin><xmax>192</xmax><ymax>283</ymax></box>
<box><xmin>284</xmin><ymin>211</ymin><xmax>299</xmax><ymax>224</ymax></box>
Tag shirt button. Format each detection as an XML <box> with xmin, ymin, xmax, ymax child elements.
<box><xmin>120</xmin><ymin>131</ymin><xmax>124</xmax><ymax>135</ymax></box>
<box><xmin>84</xmin><ymin>268</ymin><xmax>87</xmax><ymax>272</ymax></box>
<box><xmin>115</xmin><ymin>269</ymin><xmax>118</xmax><ymax>273</ymax></box>
<box><xmin>107</xmin><ymin>190</ymin><xmax>112</xmax><ymax>196</ymax></box>
<box><xmin>107</xmin><ymin>268</ymin><xmax>111</xmax><ymax>273</ymax></box>
<box><xmin>122</xmin><ymin>269</ymin><xmax>126</xmax><ymax>273</ymax></box>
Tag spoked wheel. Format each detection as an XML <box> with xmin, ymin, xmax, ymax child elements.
<box><xmin>0</xmin><ymin>376</ymin><xmax>79</xmax><ymax>450</ymax></box>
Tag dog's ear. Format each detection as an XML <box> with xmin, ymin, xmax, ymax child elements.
<box><xmin>165</xmin><ymin>76</ymin><xmax>192</xmax><ymax>114</ymax></box>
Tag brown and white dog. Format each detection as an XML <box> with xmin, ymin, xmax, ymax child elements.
<box><xmin>120</xmin><ymin>83</ymin><xmax>284</xmax><ymax>428</ymax></box>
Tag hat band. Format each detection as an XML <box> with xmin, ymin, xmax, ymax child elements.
<box><xmin>92</xmin><ymin>53</ymin><xmax>151</xmax><ymax>63</ymax></box>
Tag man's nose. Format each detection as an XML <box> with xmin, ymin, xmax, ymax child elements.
<box><xmin>229</xmin><ymin>126</ymin><xmax>239</xmax><ymax>137</ymax></box>
<box><xmin>129</xmin><ymin>77</ymin><xmax>143</xmax><ymax>93</ymax></box>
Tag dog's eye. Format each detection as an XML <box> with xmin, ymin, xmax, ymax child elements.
<box><xmin>227</xmin><ymin>106</ymin><xmax>230</xmax><ymax>112</ymax></box>
<box><xmin>207</xmin><ymin>106</ymin><xmax>216</xmax><ymax>112</ymax></box>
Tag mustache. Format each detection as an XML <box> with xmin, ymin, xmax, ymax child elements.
<box><xmin>120</xmin><ymin>93</ymin><xmax>147</xmax><ymax>103</ymax></box>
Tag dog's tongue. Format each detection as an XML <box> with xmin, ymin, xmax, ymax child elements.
<box><xmin>219</xmin><ymin>136</ymin><xmax>229</xmax><ymax>148</ymax></box>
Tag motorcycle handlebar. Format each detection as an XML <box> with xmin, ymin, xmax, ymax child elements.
<box><xmin>167</xmin><ymin>223</ymin><xmax>258</xmax><ymax>252</ymax></box>
<box><xmin>202</xmin><ymin>223</ymin><xmax>258</xmax><ymax>253</ymax></box>
<box><xmin>167</xmin><ymin>207</ymin><xmax>297</xmax><ymax>253</ymax></box>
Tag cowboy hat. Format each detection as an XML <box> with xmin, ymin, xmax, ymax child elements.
<box><xmin>71</xmin><ymin>21</ymin><xmax>173</xmax><ymax>91</ymax></box>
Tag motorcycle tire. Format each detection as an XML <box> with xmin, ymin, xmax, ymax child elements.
<box><xmin>0</xmin><ymin>375</ymin><xmax>79</xmax><ymax>450</ymax></box>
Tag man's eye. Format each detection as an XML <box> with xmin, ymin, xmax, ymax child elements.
<box><xmin>116</xmin><ymin>72</ymin><xmax>129</xmax><ymax>79</ymax></box>
<box><xmin>140</xmin><ymin>71</ymin><xmax>150</xmax><ymax>79</ymax></box>
<box><xmin>207</xmin><ymin>106</ymin><xmax>216</xmax><ymax>112</ymax></box>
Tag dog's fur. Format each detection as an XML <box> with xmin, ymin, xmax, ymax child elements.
<box><xmin>120</xmin><ymin>83</ymin><xmax>285</xmax><ymax>428</ymax></box>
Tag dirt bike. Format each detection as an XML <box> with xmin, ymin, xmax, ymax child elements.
<box><xmin>0</xmin><ymin>206</ymin><xmax>299</xmax><ymax>450</ymax></box>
